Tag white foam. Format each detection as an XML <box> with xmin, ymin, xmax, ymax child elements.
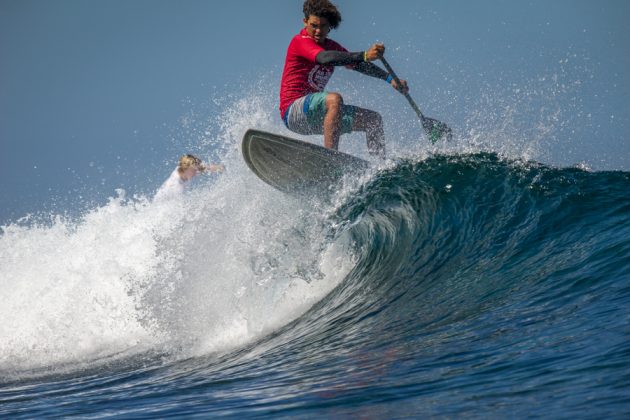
<box><xmin>0</xmin><ymin>193</ymin><xmax>168</xmax><ymax>372</ymax></box>
<box><xmin>0</xmin><ymin>91</ymin><xmax>356</xmax><ymax>375</ymax></box>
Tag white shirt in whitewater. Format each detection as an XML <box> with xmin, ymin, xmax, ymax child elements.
<box><xmin>154</xmin><ymin>168</ymin><xmax>187</xmax><ymax>201</ymax></box>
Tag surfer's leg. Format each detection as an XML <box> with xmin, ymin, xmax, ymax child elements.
<box><xmin>323</xmin><ymin>92</ymin><xmax>343</xmax><ymax>150</ymax></box>
<box><xmin>353</xmin><ymin>108</ymin><xmax>385</xmax><ymax>158</ymax></box>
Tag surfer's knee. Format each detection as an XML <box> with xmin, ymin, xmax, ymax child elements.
<box><xmin>359</xmin><ymin>109</ymin><xmax>383</xmax><ymax>131</ymax></box>
<box><xmin>370</xmin><ymin>111</ymin><xmax>383</xmax><ymax>129</ymax></box>
<box><xmin>325</xmin><ymin>93</ymin><xmax>343</xmax><ymax>113</ymax></box>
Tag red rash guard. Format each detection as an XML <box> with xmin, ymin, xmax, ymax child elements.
<box><xmin>279</xmin><ymin>28</ymin><xmax>348</xmax><ymax>119</ymax></box>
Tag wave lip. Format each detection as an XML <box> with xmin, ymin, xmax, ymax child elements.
<box><xmin>273</xmin><ymin>152</ymin><xmax>630</xmax><ymax>415</ymax></box>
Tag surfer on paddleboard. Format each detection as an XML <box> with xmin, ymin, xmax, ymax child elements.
<box><xmin>280</xmin><ymin>0</ymin><xmax>408</xmax><ymax>158</ymax></box>
<box><xmin>154</xmin><ymin>154</ymin><xmax>224</xmax><ymax>201</ymax></box>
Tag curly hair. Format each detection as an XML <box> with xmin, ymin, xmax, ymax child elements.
<box><xmin>303</xmin><ymin>0</ymin><xmax>342</xmax><ymax>29</ymax></box>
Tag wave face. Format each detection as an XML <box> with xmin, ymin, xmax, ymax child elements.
<box><xmin>1</xmin><ymin>150</ymin><xmax>629</xmax><ymax>417</ymax></box>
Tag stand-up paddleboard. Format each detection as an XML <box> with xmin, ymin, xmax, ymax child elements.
<box><xmin>242</xmin><ymin>129</ymin><xmax>369</xmax><ymax>196</ymax></box>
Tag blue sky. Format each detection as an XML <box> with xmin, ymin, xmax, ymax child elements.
<box><xmin>1</xmin><ymin>0</ymin><xmax>629</xmax><ymax>225</ymax></box>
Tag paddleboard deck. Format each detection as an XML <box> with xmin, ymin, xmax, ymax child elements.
<box><xmin>242</xmin><ymin>129</ymin><xmax>369</xmax><ymax>196</ymax></box>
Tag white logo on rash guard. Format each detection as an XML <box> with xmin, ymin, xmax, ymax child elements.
<box><xmin>308</xmin><ymin>65</ymin><xmax>333</xmax><ymax>90</ymax></box>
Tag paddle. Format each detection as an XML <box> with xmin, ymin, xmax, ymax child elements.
<box><xmin>380</xmin><ymin>57</ymin><xmax>452</xmax><ymax>143</ymax></box>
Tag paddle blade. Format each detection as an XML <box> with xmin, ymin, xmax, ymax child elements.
<box><xmin>422</xmin><ymin>117</ymin><xmax>452</xmax><ymax>143</ymax></box>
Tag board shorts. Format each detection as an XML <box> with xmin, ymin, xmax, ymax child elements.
<box><xmin>283</xmin><ymin>92</ymin><xmax>357</xmax><ymax>136</ymax></box>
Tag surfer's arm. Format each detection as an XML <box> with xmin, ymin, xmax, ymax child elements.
<box><xmin>315</xmin><ymin>50</ymin><xmax>386</xmax><ymax>76</ymax></box>
<box><xmin>352</xmin><ymin>61</ymin><xmax>389</xmax><ymax>80</ymax></box>
<box><xmin>315</xmin><ymin>50</ymin><xmax>389</xmax><ymax>78</ymax></box>
<box><xmin>315</xmin><ymin>42</ymin><xmax>382</xmax><ymax>65</ymax></box>
<box><xmin>355</xmin><ymin>62</ymin><xmax>409</xmax><ymax>94</ymax></box>
<box><xmin>203</xmin><ymin>164</ymin><xmax>225</xmax><ymax>173</ymax></box>
<box><xmin>316</xmin><ymin>51</ymin><xmax>407</xmax><ymax>91</ymax></box>
<box><xmin>315</xmin><ymin>50</ymin><xmax>364</xmax><ymax>66</ymax></box>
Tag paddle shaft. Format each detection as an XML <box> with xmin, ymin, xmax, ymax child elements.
<box><xmin>380</xmin><ymin>57</ymin><xmax>426</xmax><ymax>121</ymax></box>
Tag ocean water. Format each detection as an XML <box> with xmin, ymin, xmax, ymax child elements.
<box><xmin>1</xmin><ymin>96</ymin><xmax>630</xmax><ymax>417</ymax></box>
<box><xmin>1</xmin><ymin>148</ymin><xmax>629</xmax><ymax>417</ymax></box>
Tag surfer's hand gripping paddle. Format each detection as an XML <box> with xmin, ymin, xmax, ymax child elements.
<box><xmin>380</xmin><ymin>57</ymin><xmax>453</xmax><ymax>143</ymax></box>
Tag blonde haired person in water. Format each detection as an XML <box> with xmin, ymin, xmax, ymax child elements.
<box><xmin>154</xmin><ymin>154</ymin><xmax>224</xmax><ymax>201</ymax></box>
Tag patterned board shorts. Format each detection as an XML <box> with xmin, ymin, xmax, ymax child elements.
<box><xmin>283</xmin><ymin>92</ymin><xmax>357</xmax><ymax>135</ymax></box>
